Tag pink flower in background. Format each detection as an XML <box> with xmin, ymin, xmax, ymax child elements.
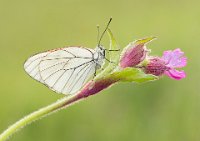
<box><xmin>145</xmin><ymin>48</ymin><xmax>187</xmax><ymax>80</ymax></box>
<box><xmin>161</xmin><ymin>48</ymin><xmax>187</xmax><ymax>80</ymax></box>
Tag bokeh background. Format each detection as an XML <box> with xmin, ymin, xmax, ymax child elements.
<box><xmin>0</xmin><ymin>0</ymin><xmax>199</xmax><ymax>141</ymax></box>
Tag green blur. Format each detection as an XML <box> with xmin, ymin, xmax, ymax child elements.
<box><xmin>0</xmin><ymin>0</ymin><xmax>199</xmax><ymax>141</ymax></box>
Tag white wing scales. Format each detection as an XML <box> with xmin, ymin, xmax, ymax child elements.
<box><xmin>24</xmin><ymin>47</ymin><xmax>96</xmax><ymax>95</ymax></box>
<box><xmin>24</xmin><ymin>52</ymin><xmax>48</xmax><ymax>82</ymax></box>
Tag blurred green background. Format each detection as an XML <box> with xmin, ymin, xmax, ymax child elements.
<box><xmin>0</xmin><ymin>0</ymin><xmax>199</xmax><ymax>141</ymax></box>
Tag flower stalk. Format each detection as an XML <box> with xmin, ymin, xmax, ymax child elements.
<box><xmin>0</xmin><ymin>95</ymin><xmax>80</xmax><ymax>141</ymax></box>
<box><xmin>0</xmin><ymin>78</ymin><xmax>115</xmax><ymax>141</ymax></box>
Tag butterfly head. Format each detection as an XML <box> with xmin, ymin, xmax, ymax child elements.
<box><xmin>95</xmin><ymin>44</ymin><xmax>105</xmax><ymax>57</ymax></box>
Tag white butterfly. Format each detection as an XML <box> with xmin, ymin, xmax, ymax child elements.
<box><xmin>24</xmin><ymin>18</ymin><xmax>115</xmax><ymax>95</ymax></box>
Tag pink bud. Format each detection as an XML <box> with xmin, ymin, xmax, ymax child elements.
<box><xmin>120</xmin><ymin>44</ymin><xmax>146</xmax><ymax>68</ymax></box>
<box><xmin>120</xmin><ymin>37</ymin><xmax>156</xmax><ymax>68</ymax></box>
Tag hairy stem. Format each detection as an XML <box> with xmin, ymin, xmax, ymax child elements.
<box><xmin>0</xmin><ymin>77</ymin><xmax>117</xmax><ymax>141</ymax></box>
<box><xmin>0</xmin><ymin>94</ymin><xmax>81</xmax><ymax>141</ymax></box>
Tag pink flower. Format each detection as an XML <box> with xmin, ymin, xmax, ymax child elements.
<box><xmin>161</xmin><ymin>48</ymin><xmax>187</xmax><ymax>80</ymax></box>
<box><xmin>144</xmin><ymin>48</ymin><xmax>187</xmax><ymax>80</ymax></box>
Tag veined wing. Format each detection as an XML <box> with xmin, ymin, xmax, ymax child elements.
<box><xmin>24</xmin><ymin>47</ymin><xmax>96</xmax><ymax>95</ymax></box>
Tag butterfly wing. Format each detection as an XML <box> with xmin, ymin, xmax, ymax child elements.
<box><xmin>24</xmin><ymin>47</ymin><xmax>96</xmax><ymax>95</ymax></box>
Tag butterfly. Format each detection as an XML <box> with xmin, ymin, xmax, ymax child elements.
<box><xmin>24</xmin><ymin>18</ymin><xmax>119</xmax><ymax>95</ymax></box>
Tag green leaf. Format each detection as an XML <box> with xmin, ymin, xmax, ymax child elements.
<box><xmin>134</xmin><ymin>36</ymin><xmax>157</xmax><ymax>45</ymax></box>
<box><xmin>107</xmin><ymin>28</ymin><xmax>120</xmax><ymax>64</ymax></box>
<box><xmin>110</xmin><ymin>67</ymin><xmax>158</xmax><ymax>83</ymax></box>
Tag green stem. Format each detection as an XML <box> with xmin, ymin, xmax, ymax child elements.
<box><xmin>0</xmin><ymin>57</ymin><xmax>118</xmax><ymax>141</ymax></box>
<box><xmin>0</xmin><ymin>94</ymin><xmax>81</xmax><ymax>141</ymax></box>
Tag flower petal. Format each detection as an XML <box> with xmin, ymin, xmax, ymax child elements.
<box><xmin>164</xmin><ymin>69</ymin><xmax>186</xmax><ymax>80</ymax></box>
<box><xmin>162</xmin><ymin>50</ymin><xmax>173</xmax><ymax>62</ymax></box>
<box><xmin>162</xmin><ymin>48</ymin><xmax>187</xmax><ymax>68</ymax></box>
<box><xmin>175</xmin><ymin>57</ymin><xmax>187</xmax><ymax>68</ymax></box>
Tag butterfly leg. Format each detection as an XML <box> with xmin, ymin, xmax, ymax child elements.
<box><xmin>104</xmin><ymin>58</ymin><xmax>117</xmax><ymax>65</ymax></box>
<box><xmin>104</xmin><ymin>48</ymin><xmax>120</xmax><ymax>65</ymax></box>
<box><xmin>106</xmin><ymin>49</ymin><xmax>120</xmax><ymax>52</ymax></box>
<box><xmin>94</xmin><ymin>63</ymin><xmax>101</xmax><ymax>76</ymax></box>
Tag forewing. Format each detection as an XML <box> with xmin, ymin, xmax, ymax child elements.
<box><xmin>24</xmin><ymin>47</ymin><xmax>96</xmax><ymax>95</ymax></box>
<box><xmin>24</xmin><ymin>52</ymin><xmax>48</xmax><ymax>83</ymax></box>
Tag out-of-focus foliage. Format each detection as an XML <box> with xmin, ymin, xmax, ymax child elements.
<box><xmin>0</xmin><ymin>0</ymin><xmax>198</xmax><ymax>141</ymax></box>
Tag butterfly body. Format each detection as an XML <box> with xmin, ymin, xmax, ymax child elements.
<box><xmin>93</xmin><ymin>45</ymin><xmax>106</xmax><ymax>69</ymax></box>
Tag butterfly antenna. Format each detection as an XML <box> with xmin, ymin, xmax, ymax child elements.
<box><xmin>98</xmin><ymin>17</ymin><xmax>112</xmax><ymax>47</ymax></box>
<box><xmin>96</xmin><ymin>24</ymin><xmax>100</xmax><ymax>44</ymax></box>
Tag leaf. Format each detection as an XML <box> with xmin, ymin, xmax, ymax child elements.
<box><xmin>134</xmin><ymin>36</ymin><xmax>157</xmax><ymax>45</ymax></box>
<box><xmin>107</xmin><ymin>28</ymin><xmax>120</xmax><ymax>63</ymax></box>
<box><xmin>110</xmin><ymin>67</ymin><xmax>158</xmax><ymax>83</ymax></box>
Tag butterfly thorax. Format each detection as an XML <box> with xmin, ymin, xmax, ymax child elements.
<box><xmin>93</xmin><ymin>45</ymin><xmax>105</xmax><ymax>68</ymax></box>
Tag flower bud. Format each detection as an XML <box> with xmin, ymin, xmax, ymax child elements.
<box><xmin>120</xmin><ymin>37</ymin><xmax>156</xmax><ymax>68</ymax></box>
<box><xmin>144</xmin><ymin>57</ymin><xmax>169</xmax><ymax>76</ymax></box>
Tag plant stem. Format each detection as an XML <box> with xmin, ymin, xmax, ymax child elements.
<box><xmin>0</xmin><ymin>70</ymin><xmax>117</xmax><ymax>141</ymax></box>
<box><xmin>0</xmin><ymin>94</ymin><xmax>81</xmax><ymax>141</ymax></box>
